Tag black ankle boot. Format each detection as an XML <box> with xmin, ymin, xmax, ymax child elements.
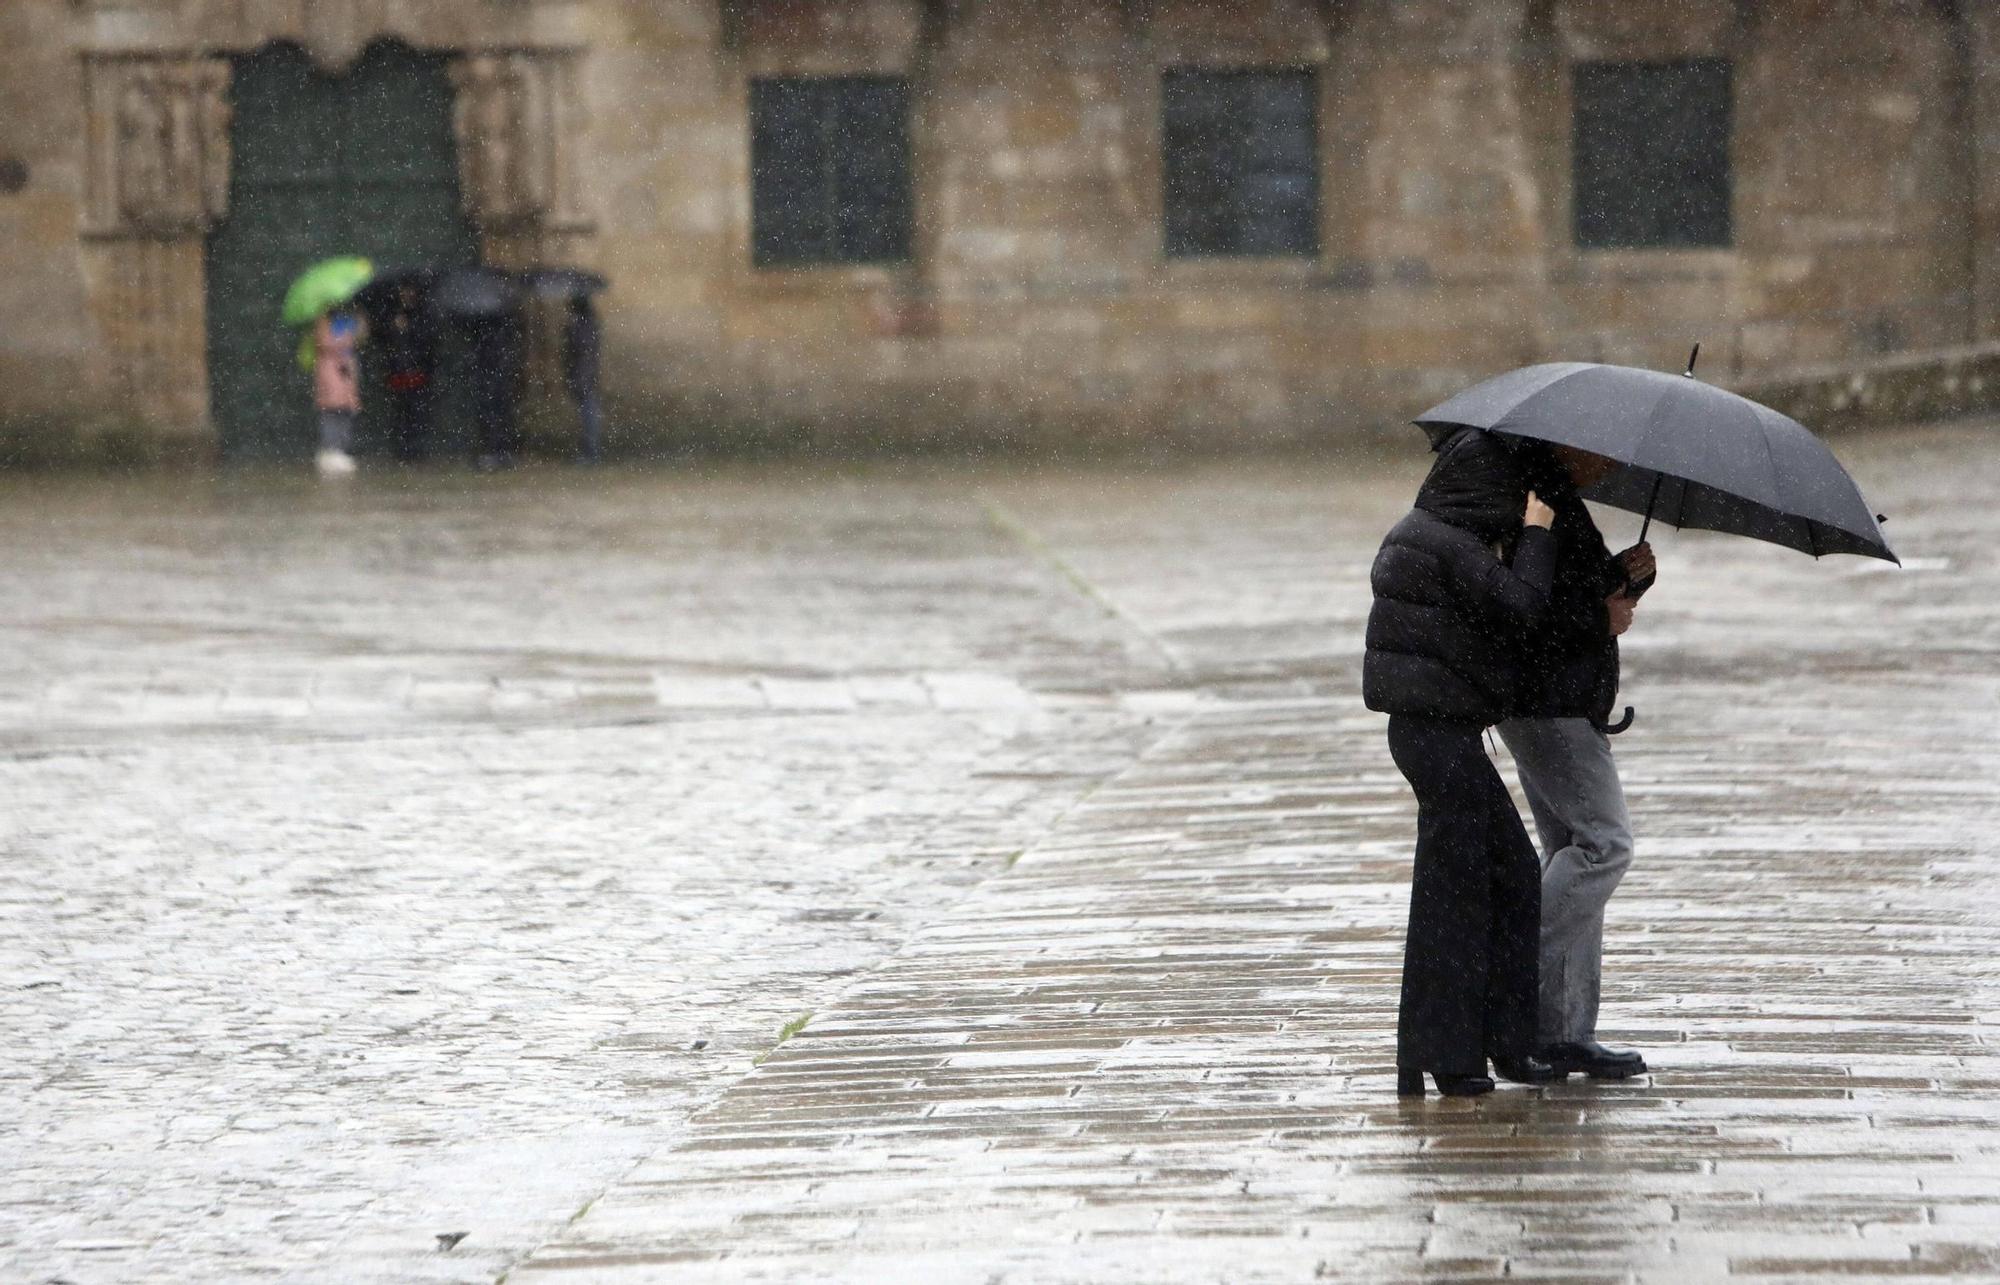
<box><xmin>1398</xmin><ymin>1067</ymin><xmax>1495</xmax><ymax>1097</ymax></box>
<box><xmin>1432</xmin><ymin>1070</ymin><xmax>1496</xmax><ymax>1096</ymax></box>
<box><xmin>1492</xmin><ymin>1055</ymin><xmax>1564</xmax><ymax>1084</ymax></box>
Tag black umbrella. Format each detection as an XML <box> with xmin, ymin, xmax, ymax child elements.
<box><xmin>521</xmin><ymin>267</ymin><xmax>608</xmax><ymax>301</ymax></box>
<box><xmin>430</xmin><ymin>265</ymin><xmax>523</xmax><ymax>318</ymax></box>
<box><xmin>350</xmin><ymin>267</ymin><xmax>441</xmax><ymax>324</ymax></box>
<box><xmin>1413</xmin><ymin>349</ymin><xmax>1896</xmax><ymax>564</ymax></box>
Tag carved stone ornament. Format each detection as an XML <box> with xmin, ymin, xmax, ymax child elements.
<box><xmin>86</xmin><ymin>56</ymin><xmax>232</xmax><ymax>238</ymax></box>
<box><xmin>450</xmin><ymin>53</ymin><xmax>561</xmax><ymax>233</ymax></box>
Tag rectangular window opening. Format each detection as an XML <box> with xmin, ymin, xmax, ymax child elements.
<box><xmin>749</xmin><ymin>75</ymin><xmax>913</xmax><ymax>268</ymax></box>
<box><xmin>1162</xmin><ymin>67</ymin><xmax>1321</xmax><ymax>259</ymax></box>
<box><xmin>1572</xmin><ymin>57</ymin><xmax>1733</xmax><ymax>250</ymax></box>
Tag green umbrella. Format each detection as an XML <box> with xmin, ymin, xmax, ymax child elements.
<box><xmin>281</xmin><ymin>256</ymin><xmax>373</xmax><ymax>326</ymax></box>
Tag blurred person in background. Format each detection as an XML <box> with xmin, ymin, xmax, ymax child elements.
<box><xmin>469</xmin><ymin>308</ymin><xmax>524</xmax><ymax>471</ymax></box>
<box><xmin>564</xmin><ymin>295</ymin><xmax>604</xmax><ymax>464</ymax></box>
<box><xmin>313</xmin><ymin>307</ymin><xmax>364</xmax><ymax>476</ymax></box>
<box><xmin>382</xmin><ymin>283</ymin><xmax>440</xmax><ymax>463</ymax></box>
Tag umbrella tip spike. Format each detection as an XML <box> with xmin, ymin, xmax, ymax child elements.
<box><xmin>1684</xmin><ymin>342</ymin><xmax>1701</xmax><ymax>378</ymax></box>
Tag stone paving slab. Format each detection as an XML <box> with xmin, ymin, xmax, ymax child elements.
<box><xmin>7</xmin><ymin>662</ymin><xmax>1041</xmax><ymax>751</ymax></box>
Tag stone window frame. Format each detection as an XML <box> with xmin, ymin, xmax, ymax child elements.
<box><xmin>1127</xmin><ymin>61</ymin><xmax>1337</xmax><ymax>287</ymax></box>
<box><xmin>1115</xmin><ymin>1</ymin><xmax>1342</xmax><ymax>287</ymax></box>
<box><xmin>720</xmin><ymin>9</ymin><xmax>933</xmax><ymax>303</ymax></box>
<box><xmin>1527</xmin><ymin>11</ymin><xmax>1743</xmax><ymax>290</ymax></box>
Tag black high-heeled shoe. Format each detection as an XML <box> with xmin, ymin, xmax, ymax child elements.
<box><xmin>1397</xmin><ymin>1068</ymin><xmax>1496</xmax><ymax>1097</ymax></box>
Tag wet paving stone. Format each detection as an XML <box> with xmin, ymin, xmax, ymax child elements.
<box><xmin>506</xmin><ymin>425</ymin><xmax>1999</xmax><ymax>1282</ymax></box>
<box><xmin>0</xmin><ymin>469</ymin><xmax>1168</xmax><ymax>1282</ymax></box>
<box><xmin>4</xmin><ymin>425</ymin><xmax>1999</xmax><ymax>1280</ymax></box>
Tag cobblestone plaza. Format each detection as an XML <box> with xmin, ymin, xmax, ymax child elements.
<box><xmin>3</xmin><ymin>421</ymin><xmax>1998</xmax><ymax>1281</ymax></box>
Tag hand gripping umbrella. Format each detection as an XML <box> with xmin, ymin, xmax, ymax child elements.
<box><xmin>1413</xmin><ymin>346</ymin><xmax>1897</xmax><ymax>567</ymax></box>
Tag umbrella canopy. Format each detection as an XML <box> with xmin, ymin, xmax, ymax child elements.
<box><xmin>281</xmin><ymin>256</ymin><xmax>373</xmax><ymax>326</ymax></box>
<box><xmin>1414</xmin><ymin>361</ymin><xmax>1896</xmax><ymax>564</ymax></box>
<box><xmin>522</xmin><ymin>267</ymin><xmax>608</xmax><ymax>301</ymax></box>
<box><xmin>430</xmin><ymin>265</ymin><xmax>523</xmax><ymax>318</ymax></box>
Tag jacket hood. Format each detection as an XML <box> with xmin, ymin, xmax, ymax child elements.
<box><xmin>1413</xmin><ymin>427</ymin><xmax>1528</xmax><ymax>546</ymax></box>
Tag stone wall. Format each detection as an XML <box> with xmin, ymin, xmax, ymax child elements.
<box><xmin>0</xmin><ymin>3</ymin><xmax>114</xmax><ymax>461</ymax></box>
<box><xmin>579</xmin><ymin>0</ymin><xmax>1997</xmax><ymax>455</ymax></box>
<box><xmin>0</xmin><ymin>0</ymin><xmax>1992</xmax><ymax>461</ymax></box>
<box><xmin>1741</xmin><ymin>339</ymin><xmax>2000</xmax><ymax>437</ymax></box>
<box><xmin>0</xmin><ymin>0</ymin><xmax>591</xmax><ymax>464</ymax></box>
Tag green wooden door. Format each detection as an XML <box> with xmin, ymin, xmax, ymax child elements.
<box><xmin>206</xmin><ymin>41</ymin><xmax>477</xmax><ymax>461</ymax></box>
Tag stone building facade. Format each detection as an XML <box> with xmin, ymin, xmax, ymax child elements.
<box><xmin>0</xmin><ymin>0</ymin><xmax>1995</xmax><ymax>461</ymax></box>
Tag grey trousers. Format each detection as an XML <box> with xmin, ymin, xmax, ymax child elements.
<box><xmin>317</xmin><ymin>409</ymin><xmax>355</xmax><ymax>454</ymax></box>
<box><xmin>1495</xmin><ymin>716</ymin><xmax>1634</xmax><ymax>1044</ymax></box>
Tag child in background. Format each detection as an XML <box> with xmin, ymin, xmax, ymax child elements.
<box><xmin>314</xmin><ymin>308</ymin><xmax>365</xmax><ymax>476</ymax></box>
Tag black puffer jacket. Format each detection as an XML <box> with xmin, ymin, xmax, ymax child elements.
<box><xmin>1511</xmin><ymin>448</ymin><xmax>1628</xmax><ymax>725</ymax></box>
<box><xmin>1362</xmin><ymin>429</ymin><xmax>1557</xmax><ymax>725</ymax></box>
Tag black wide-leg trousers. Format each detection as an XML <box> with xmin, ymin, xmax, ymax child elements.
<box><xmin>1387</xmin><ymin>715</ymin><xmax>1541</xmax><ymax>1074</ymax></box>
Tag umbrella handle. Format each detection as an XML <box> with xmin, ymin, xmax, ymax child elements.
<box><xmin>1637</xmin><ymin>472</ymin><xmax>1665</xmax><ymax>544</ymax></box>
<box><xmin>1644</xmin><ymin>340</ymin><xmax>1690</xmax><ymax>545</ymax></box>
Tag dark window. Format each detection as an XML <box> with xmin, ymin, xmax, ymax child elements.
<box><xmin>749</xmin><ymin>76</ymin><xmax>912</xmax><ymax>267</ymax></box>
<box><xmin>1572</xmin><ymin>58</ymin><xmax>1732</xmax><ymax>249</ymax></box>
<box><xmin>1162</xmin><ymin>68</ymin><xmax>1319</xmax><ymax>258</ymax></box>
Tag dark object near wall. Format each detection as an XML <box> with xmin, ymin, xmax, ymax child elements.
<box><xmin>749</xmin><ymin>76</ymin><xmax>912</xmax><ymax>267</ymax></box>
<box><xmin>1572</xmin><ymin>58</ymin><xmax>1733</xmax><ymax>249</ymax></box>
<box><xmin>523</xmin><ymin>267</ymin><xmax>608</xmax><ymax>300</ymax></box>
<box><xmin>430</xmin><ymin>264</ymin><xmax>522</xmax><ymax>318</ymax></box>
<box><xmin>1162</xmin><ymin>68</ymin><xmax>1319</xmax><ymax>259</ymax></box>
<box><xmin>351</xmin><ymin>266</ymin><xmax>442</xmax><ymax>320</ymax></box>
<box><xmin>0</xmin><ymin>157</ymin><xmax>27</xmax><ymax>194</ymax></box>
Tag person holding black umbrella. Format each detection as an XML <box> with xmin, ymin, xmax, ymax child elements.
<box><xmin>429</xmin><ymin>265</ymin><xmax>527</xmax><ymax>470</ymax></box>
<box><xmin>1405</xmin><ymin>351</ymin><xmax>1898</xmax><ymax>1088</ymax></box>
<box><xmin>381</xmin><ymin>282</ymin><xmax>440</xmax><ymax>463</ymax></box>
<box><xmin>1364</xmin><ymin>426</ymin><xmax>1565</xmax><ymax>1097</ymax></box>
<box><xmin>1496</xmin><ymin>442</ymin><xmax>1655</xmax><ymax>1081</ymax></box>
<box><xmin>468</xmin><ymin>308</ymin><xmax>525</xmax><ymax>471</ymax></box>
<box><xmin>521</xmin><ymin>268</ymin><xmax>610</xmax><ymax>464</ymax></box>
<box><xmin>563</xmin><ymin>295</ymin><xmax>603</xmax><ymax>464</ymax></box>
